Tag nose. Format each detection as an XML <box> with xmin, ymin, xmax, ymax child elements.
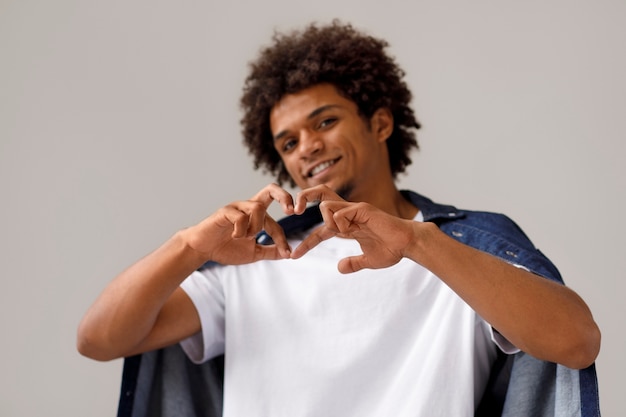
<box><xmin>299</xmin><ymin>130</ymin><xmax>323</xmax><ymax>159</ymax></box>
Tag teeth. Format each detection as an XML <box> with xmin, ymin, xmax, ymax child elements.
<box><xmin>310</xmin><ymin>160</ymin><xmax>335</xmax><ymax>176</ymax></box>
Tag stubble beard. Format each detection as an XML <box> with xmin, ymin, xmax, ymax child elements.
<box><xmin>336</xmin><ymin>182</ymin><xmax>355</xmax><ymax>201</ymax></box>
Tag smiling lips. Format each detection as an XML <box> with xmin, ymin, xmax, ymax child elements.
<box><xmin>307</xmin><ymin>158</ymin><xmax>340</xmax><ymax>177</ymax></box>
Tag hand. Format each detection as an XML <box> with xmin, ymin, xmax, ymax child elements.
<box><xmin>291</xmin><ymin>188</ymin><xmax>417</xmax><ymax>273</ymax></box>
<box><xmin>185</xmin><ymin>183</ymin><xmax>295</xmax><ymax>265</ymax></box>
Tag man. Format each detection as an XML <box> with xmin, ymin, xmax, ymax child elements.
<box><xmin>77</xmin><ymin>22</ymin><xmax>601</xmax><ymax>416</ymax></box>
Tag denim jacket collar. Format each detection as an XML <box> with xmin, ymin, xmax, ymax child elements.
<box><xmin>401</xmin><ymin>190</ymin><xmax>465</xmax><ymax>222</ymax></box>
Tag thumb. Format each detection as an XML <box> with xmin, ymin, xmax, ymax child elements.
<box><xmin>337</xmin><ymin>255</ymin><xmax>368</xmax><ymax>274</ymax></box>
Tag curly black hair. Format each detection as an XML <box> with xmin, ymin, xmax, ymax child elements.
<box><xmin>240</xmin><ymin>20</ymin><xmax>421</xmax><ymax>186</ymax></box>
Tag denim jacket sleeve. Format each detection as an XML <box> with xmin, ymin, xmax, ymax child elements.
<box><xmin>116</xmin><ymin>191</ymin><xmax>600</xmax><ymax>417</ymax></box>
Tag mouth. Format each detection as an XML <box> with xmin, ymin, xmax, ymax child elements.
<box><xmin>307</xmin><ymin>158</ymin><xmax>340</xmax><ymax>178</ymax></box>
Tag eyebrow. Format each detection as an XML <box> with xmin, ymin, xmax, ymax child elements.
<box><xmin>273</xmin><ymin>104</ymin><xmax>342</xmax><ymax>142</ymax></box>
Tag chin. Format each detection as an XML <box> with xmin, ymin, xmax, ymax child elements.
<box><xmin>335</xmin><ymin>183</ymin><xmax>354</xmax><ymax>201</ymax></box>
<box><xmin>300</xmin><ymin>179</ymin><xmax>353</xmax><ymax>201</ymax></box>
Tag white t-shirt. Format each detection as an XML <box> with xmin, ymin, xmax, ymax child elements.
<box><xmin>180</xmin><ymin>213</ymin><xmax>509</xmax><ymax>416</ymax></box>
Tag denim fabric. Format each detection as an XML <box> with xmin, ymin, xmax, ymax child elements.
<box><xmin>123</xmin><ymin>347</ymin><xmax>223</xmax><ymax>417</ymax></box>
<box><xmin>117</xmin><ymin>190</ymin><xmax>600</xmax><ymax>417</ymax></box>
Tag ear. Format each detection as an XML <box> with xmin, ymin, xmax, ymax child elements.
<box><xmin>370</xmin><ymin>108</ymin><xmax>394</xmax><ymax>143</ymax></box>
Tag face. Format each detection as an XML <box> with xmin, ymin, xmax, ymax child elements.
<box><xmin>269</xmin><ymin>84</ymin><xmax>394</xmax><ymax>200</ymax></box>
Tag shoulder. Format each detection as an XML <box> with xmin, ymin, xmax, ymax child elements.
<box><xmin>442</xmin><ymin>209</ymin><xmax>533</xmax><ymax>250</ymax></box>
<box><xmin>403</xmin><ymin>190</ymin><xmax>563</xmax><ymax>283</ymax></box>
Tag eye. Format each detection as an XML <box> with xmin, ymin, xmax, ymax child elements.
<box><xmin>317</xmin><ymin>117</ymin><xmax>337</xmax><ymax>129</ymax></box>
<box><xmin>282</xmin><ymin>138</ymin><xmax>297</xmax><ymax>153</ymax></box>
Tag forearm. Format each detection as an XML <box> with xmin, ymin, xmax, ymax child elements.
<box><xmin>406</xmin><ymin>222</ymin><xmax>600</xmax><ymax>369</ymax></box>
<box><xmin>76</xmin><ymin>185</ymin><xmax>298</xmax><ymax>361</ymax></box>
<box><xmin>77</xmin><ymin>229</ymin><xmax>206</xmax><ymax>361</ymax></box>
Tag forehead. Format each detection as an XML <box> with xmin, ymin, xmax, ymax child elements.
<box><xmin>269</xmin><ymin>84</ymin><xmax>356</xmax><ymax>134</ymax></box>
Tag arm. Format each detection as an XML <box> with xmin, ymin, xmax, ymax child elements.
<box><xmin>77</xmin><ymin>184</ymin><xmax>294</xmax><ymax>361</ymax></box>
<box><xmin>291</xmin><ymin>195</ymin><xmax>601</xmax><ymax>369</ymax></box>
<box><xmin>407</xmin><ymin>222</ymin><xmax>600</xmax><ymax>369</ymax></box>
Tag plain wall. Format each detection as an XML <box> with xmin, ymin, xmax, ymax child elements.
<box><xmin>1</xmin><ymin>1</ymin><xmax>624</xmax><ymax>415</ymax></box>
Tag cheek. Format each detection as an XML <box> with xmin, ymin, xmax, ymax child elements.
<box><xmin>281</xmin><ymin>157</ymin><xmax>300</xmax><ymax>179</ymax></box>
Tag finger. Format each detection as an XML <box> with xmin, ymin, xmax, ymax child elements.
<box><xmin>221</xmin><ymin>206</ymin><xmax>251</xmax><ymax>239</ymax></box>
<box><xmin>245</xmin><ymin>201</ymin><xmax>270</xmax><ymax>238</ymax></box>
<box><xmin>294</xmin><ymin>185</ymin><xmax>344</xmax><ymax>214</ymax></box>
<box><xmin>262</xmin><ymin>215</ymin><xmax>292</xmax><ymax>257</ymax></box>
<box><xmin>320</xmin><ymin>201</ymin><xmax>369</xmax><ymax>234</ymax></box>
<box><xmin>333</xmin><ymin>208</ymin><xmax>367</xmax><ymax>234</ymax></box>
<box><xmin>251</xmin><ymin>183</ymin><xmax>295</xmax><ymax>215</ymax></box>
<box><xmin>225</xmin><ymin>201</ymin><xmax>266</xmax><ymax>239</ymax></box>
<box><xmin>254</xmin><ymin>244</ymin><xmax>289</xmax><ymax>261</ymax></box>
<box><xmin>290</xmin><ymin>226</ymin><xmax>336</xmax><ymax>259</ymax></box>
<box><xmin>338</xmin><ymin>255</ymin><xmax>369</xmax><ymax>274</ymax></box>
<box><xmin>318</xmin><ymin>201</ymin><xmax>344</xmax><ymax>233</ymax></box>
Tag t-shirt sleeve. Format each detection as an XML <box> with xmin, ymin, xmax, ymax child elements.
<box><xmin>489</xmin><ymin>327</ymin><xmax>520</xmax><ymax>354</ymax></box>
<box><xmin>476</xmin><ymin>313</ymin><xmax>518</xmax><ymax>354</ymax></box>
<box><xmin>179</xmin><ymin>268</ymin><xmax>226</xmax><ymax>363</ymax></box>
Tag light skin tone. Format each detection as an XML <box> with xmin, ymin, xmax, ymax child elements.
<box><xmin>77</xmin><ymin>83</ymin><xmax>600</xmax><ymax>370</ymax></box>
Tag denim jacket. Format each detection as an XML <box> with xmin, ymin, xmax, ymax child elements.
<box><xmin>116</xmin><ymin>191</ymin><xmax>600</xmax><ymax>417</ymax></box>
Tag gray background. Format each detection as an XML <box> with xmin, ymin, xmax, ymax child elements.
<box><xmin>1</xmin><ymin>1</ymin><xmax>624</xmax><ymax>416</ymax></box>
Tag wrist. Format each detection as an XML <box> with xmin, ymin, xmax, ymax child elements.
<box><xmin>402</xmin><ymin>221</ymin><xmax>439</xmax><ymax>263</ymax></box>
<box><xmin>174</xmin><ymin>227</ymin><xmax>213</xmax><ymax>265</ymax></box>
